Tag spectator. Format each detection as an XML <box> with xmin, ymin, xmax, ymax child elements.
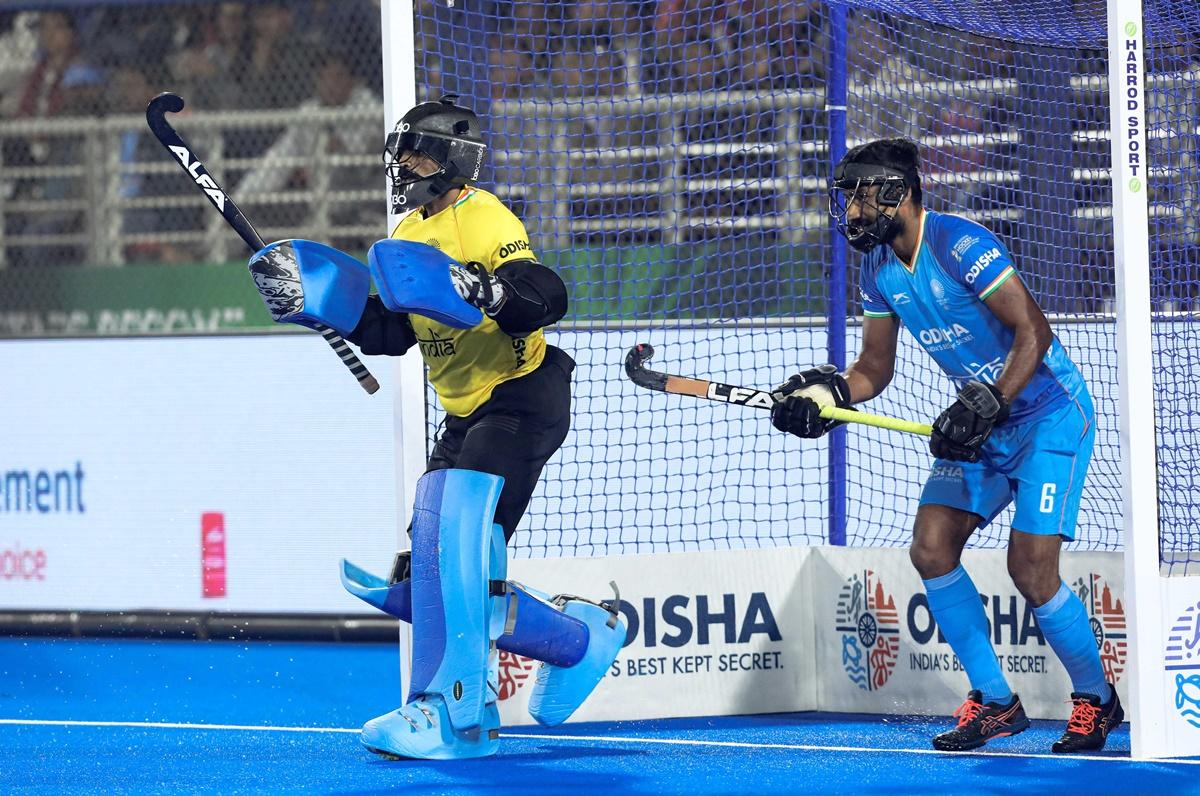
<box><xmin>12</xmin><ymin>11</ymin><xmax>102</xmax><ymax>121</ymax></box>
<box><xmin>225</xmin><ymin>3</ymin><xmax>314</xmax><ymax>161</ymax></box>
<box><xmin>236</xmin><ymin>51</ymin><xmax>381</xmax><ymax>251</ymax></box>
<box><xmin>485</xmin><ymin>28</ymin><xmax>548</xmax><ymax>200</ymax></box>
<box><xmin>90</xmin><ymin>6</ymin><xmax>183</xmax><ymax>79</ymax></box>
<box><xmin>565</xmin><ymin>0</ymin><xmax>649</xmax><ymax>65</ymax></box>
<box><xmin>300</xmin><ymin>0</ymin><xmax>382</xmax><ymax>91</ymax></box>
<box><xmin>0</xmin><ymin>12</ymin><xmax>40</xmax><ymax>118</ymax></box>
<box><xmin>168</xmin><ymin>2</ymin><xmax>250</xmax><ymax>111</ymax></box>
<box><xmin>509</xmin><ymin>0</ymin><xmax>563</xmax><ymax>67</ymax></box>
<box><xmin>845</xmin><ymin>10</ymin><xmax>936</xmax><ymax>142</ymax></box>
<box><xmin>546</xmin><ymin>39</ymin><xmax>649</xmax><ymax>229</ymax></box>
<box><xmin>488</xmin><ymin>34</ymin><xmax>543</xmax><ymax>101</ymax></box>
<box><xmin>644</xmin><ymin>0</ymin><xmax>735</xmax><ymax>94</ymax></box>
<box><xmin>3</xmin><ymin>11</ymin><xmax>102</xmax><ymax>267</ymax></box>
<box><xmin>107</xmin><ymin>66</ymin><xmax>204</xmax><ymax>264</ymax></box>
<box><xmin>728</xmin><ymin>0</ymin><xmax>822</xmax><ymax>90</ymax></box>
<box><xmin>553</xmin><ymin>43</ymin><xmax>628</xmax><ymax>100</ymax></box>
<box><xmin>922</xmin><ymin>96</ymin><xmax>990</xmax><ymax>211</ymax></box>
<box><xmin>235</xmin><ymin>3</ymin><xmax>313</xmax><ymax>111</ymax></box>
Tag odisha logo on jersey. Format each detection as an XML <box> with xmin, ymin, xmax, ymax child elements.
<box><xmin>917</xmin><ymin>323</ymin><xmax>972</xmax><ymax>349</ymax></box>
<box><xmin>1165</xmin><ymin>599</ymin><xmax>1200</xmax><ymax>728</ymax></box>
<box><xmin>497</xmin><ymin>650</ymin><xmax>538</xmax><ymax>700</ymax></box>
<box><xmin>1073</xmin><ymin>573</ymin><xmax>1127</xmax><ymax>685</ymax></box>
<box><xmin>835</xmin><ymin>569</ymin><xmax>901</xmax><ymax>691</ymax></box>
<box><xmin>498</xmin><ymin>240</ymin><xmax>530</xmax><ymax>258</ymax></box>
<box><xmin>964</xmin><ymin>248</ymin><xmax>1003</xmax><ymax>285</ymax></box>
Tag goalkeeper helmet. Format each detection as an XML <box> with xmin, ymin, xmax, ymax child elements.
<box><xmin>829</xmin><ymin>139</ymin><xmax>922</xmax><ymax>252</ymax></box>
<box><xmin>384</xmin><ymin>96</ymin><xmax>487</xmax><ymax>213</ymax></box>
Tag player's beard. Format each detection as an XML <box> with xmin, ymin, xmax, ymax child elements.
<box><xmin>847</xmin><ymin>207</ymin><xmax>903</xmax><ymax>252</ymax></box>
<box><xmin>881</xmin><ymin>210</ymin><xmax>905</xmax><ymax>245</ymax></box>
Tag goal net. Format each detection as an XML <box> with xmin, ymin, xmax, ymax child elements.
<box><xmin>409</xmin><ymin>0</ymin><xmax>1200</xmax><ymax>559</ymax></box>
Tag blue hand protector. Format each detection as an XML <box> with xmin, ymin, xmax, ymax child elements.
<box><xmin>368</xmin><ymin>239</ymin><xmax>484</xmax><ymax>329</ymax></box>
<box><xmin>248</xmin><ymin>239</ymin><xmax>370</xmax><ymax>336</ymax></box>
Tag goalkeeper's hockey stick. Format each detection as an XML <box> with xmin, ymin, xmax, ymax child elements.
<box><xmin>624</xmin><ymin>343</ymin><xmax>933</xmax><ymax>437</ymax></box>
<box><xmin>145</xmin><ymin>92</ymin><xmax>380</xmax><ymax>395</ymax></box>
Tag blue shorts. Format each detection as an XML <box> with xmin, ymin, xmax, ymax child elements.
<box><xmin>919</xmin><ymin>390</ymin><xmax>1095</xmax><ymax>539</ymax></box>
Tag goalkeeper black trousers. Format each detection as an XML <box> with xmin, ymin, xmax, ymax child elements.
<box><xmin>426</xmin><ymin>345</ymin><xmax>574</xmax><ymax>542</ymax></box>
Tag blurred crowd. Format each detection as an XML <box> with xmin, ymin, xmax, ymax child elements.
<box><xmin>0</xmin><ymin>1</ymin><xmax>383</xmax><ymax>265</ymax></box>
<box><xmin>0</xmin><ymin>0</ymin><xmax>1196</xmax><ymax>313</ymax></box>
<box><xmin>0</xmin><ymin>2</ymin><xmax>382</xmax><ymax>119</ymax></box>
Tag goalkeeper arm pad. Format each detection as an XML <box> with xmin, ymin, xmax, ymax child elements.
<box><xmin>489</xmin><ymin>259</ymin><xmax>568</xmax><ymax>337</ymax></box>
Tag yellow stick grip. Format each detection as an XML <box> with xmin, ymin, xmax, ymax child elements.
<box><xmin>820</xmin><ymin>405</ymin><xmax>933</xmax><ymax>437</ymax></box>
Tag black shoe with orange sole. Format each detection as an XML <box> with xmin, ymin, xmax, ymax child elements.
<box><xmin>1052</xmin><ymin>686</ymin><xmax>1124</xmax><ymax>753</ymax></box>
<box><xmin>932</xmin><ymin>690</ymin><xmax>1031</xmax><ymax>751</ymax></box>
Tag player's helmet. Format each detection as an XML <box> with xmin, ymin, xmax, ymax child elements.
<box><xmin>383</xmin><ymin>95</ymin><xmax>487</xmax><ymax>214</ymax></box>
<box><xmin>829</xmin><ymin>139</ymin><xmax>922</xmax><ymax>252</ymax></box>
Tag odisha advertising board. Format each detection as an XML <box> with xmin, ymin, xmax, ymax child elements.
<box><xmin>497</xmin><ymin>591</ymin><xmax>786</xmax><ymax>697</ymax></box>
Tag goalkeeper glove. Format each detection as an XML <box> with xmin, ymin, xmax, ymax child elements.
<box><xmin>449</xmin><ymin>260</ymin><xmax>508</xmax><ymax>315</ymax></box>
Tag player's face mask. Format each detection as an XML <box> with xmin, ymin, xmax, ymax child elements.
<box><xmin>383</xmin><ymin>123</ymin><xmax>486</xmax><ymax>214</ymax></box>
<box><xmin>829</xmin><ymin>163</ymin><xmax>910</xmax><ymax>252</ymax></box>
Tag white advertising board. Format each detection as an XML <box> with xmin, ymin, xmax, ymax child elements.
<box><xmin>0</xmin><ymin>335</ymin><xmax>399</xmax><ymax>613</ymax></box>
<box><xmin>498</xmin><ymin>547</ymin><xmax>815</xmax><ymax>726</ymax></box>
<box><xmin>809</xmin><ymin>546</ymin><xmax>1127</xmax><ymax>720</ymax></box>
<box><xmin>489</xmin><ymin>546</ymin><xmax>1125</xmax><ymax>726</ymax></box>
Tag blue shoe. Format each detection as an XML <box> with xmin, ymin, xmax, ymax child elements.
<box><xmin>528</xmin><ymin>600</ymin><xmax>625</xmax><ymax>726</ymax></box>
<box><xmin>361</xmin><ymin>696</ymin><xmax>500</xmax><ymax>760</ymax></box>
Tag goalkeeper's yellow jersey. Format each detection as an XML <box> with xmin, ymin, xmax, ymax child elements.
<box><xmin>391</xmin><ymin>186</ymin><xmax>547</xmax><ymax>417</ymax></box>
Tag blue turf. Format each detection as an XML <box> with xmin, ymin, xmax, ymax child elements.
<box><xmin>1</xmin><ymin>638</ymin><xmax>1195</xmax><ymax>795</ymax></box>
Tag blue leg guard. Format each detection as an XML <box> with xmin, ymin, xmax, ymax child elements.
<box><xmin>358</xmin><ymin>468</ymin><xmax>503</xmax><ymax>760</ymax></box>
<box><xmin>344</xmin><ymin>557</ymin><xmax>626</xmax><ymax>728</ymax></box>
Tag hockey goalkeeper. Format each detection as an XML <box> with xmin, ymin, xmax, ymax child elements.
<box><xmin>246</xmin><ymin>96</ymin><xmax>625</xmax><ymax>760</ymax></box>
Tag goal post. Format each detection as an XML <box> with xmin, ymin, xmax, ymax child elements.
<box><xmin>1110</xmin><ymin>0</ymin><xmax>1200</xmax><ymax>760</ymax></box>
<box><xmin>380</xmin><ymin>0</ymin><xmax>424</xmax><ymax>699</ymax></box>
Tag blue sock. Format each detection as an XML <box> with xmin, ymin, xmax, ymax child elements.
<box><xmin>924</xmin><ymin>565</ymin><xmax>1012</xmax><ymax>704</ymax></box>
<box><xmin>1033</xmin><ymin>581</ymin><xmax>1112</xmax><ymax>703</ymax></box>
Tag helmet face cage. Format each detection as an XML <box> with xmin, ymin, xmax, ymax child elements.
<box><xmin>383</xmin><ymin>129</ymin><xmax>451</xmax><ymax>186</ymax></box>
<box><xmin>828</xmin><ymin>165</ymin><xmax>910</xmax><ymax>252</ymax></box>
<box><xmin>382</xmin><ymin>111</ymin><xmax>487</xmax><ymax>213</ymax></box>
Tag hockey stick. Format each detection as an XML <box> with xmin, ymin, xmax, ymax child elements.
<box><xmin>145</xmin><ymin>92</ymin><xmax>380</xmax><ymax>395</ymax></box>
<box><xmin>624</xmin><ymin>343</ymin><xmax>933</xmax><ymax>437</ymax></box>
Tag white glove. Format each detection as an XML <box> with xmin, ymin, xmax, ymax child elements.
<box><xmin>449</xmin><ymin>261</ymin><xmax>507</xmax><ymax>315</ymax></box>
